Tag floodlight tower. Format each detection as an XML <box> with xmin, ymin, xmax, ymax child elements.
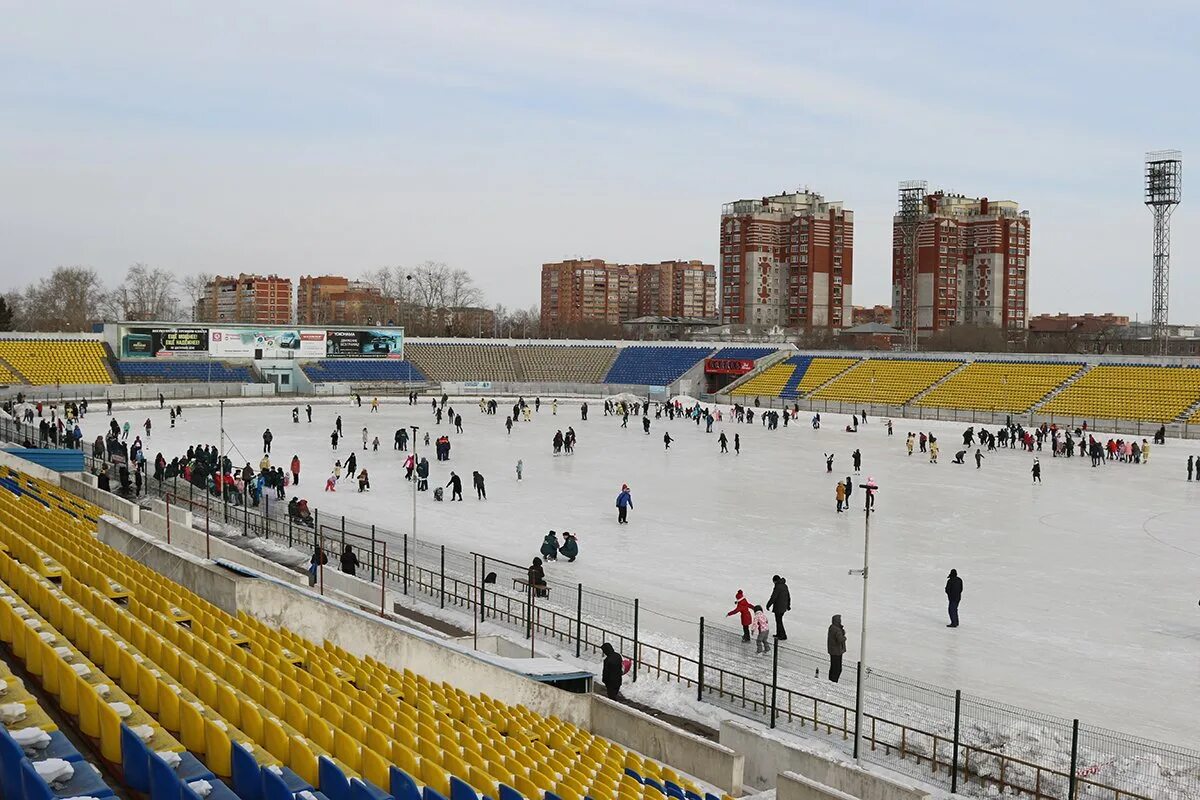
<box><xmin>897</xmin><ymin>181</ymin><xmax>927</xmax><ymax>351</ymax></box>
<box><xmin>1145</xmin><ymin>151</ymin><xmax>1182</xmax><ymax>355</ymax></box>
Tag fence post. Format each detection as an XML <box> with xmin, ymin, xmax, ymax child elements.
<box><xmin>480</xmin><ymin>557</ymin><xmax>487</xmax><ymax>622</ymax></box>
<box><xmin>440</xmin><ymin>545</ymin><xmax>446</xmax><ymax>608</ymax></box>
<box><xmin>403</xmin><ymin>534</ymin><xmax>409</xmax><ymax>595</ymax></box>
<box><xmin>1068</xmin><ymin>719</ymin><xmax>1079</xmax><ymax>800</ymax></box>
<box><xmin>951</xmin><ymin>689</ymin><xmax>961</xmax><ymax>793</ymax></box>
<box><xmin>697</xmin><ymin>617</ymin><xmax>705</xmax><ymax>702</ymax></box>
<box><xmin>575</xmin><ymin>583</ymin><xmax>583</xmax><ymax>659</ymax></box>
<box><xmin>205</xmin><ymin>489</ymin><xmax>211</xmax><ymax>560</ymax></box>
<box><xmin>288</xmin><ymin>514</ymin><xmax>293</xmax><ymax>548</ymax></box>
<box><xmin>632</xmin><ymin>598</ymin><xmax>640</xmax><ymax>683</ymax></box>
<box><xmin>341</xmin><ymin>515</ymin><xmax>346</xmax><ymax>547</ymax></box>
<box><xmin>370</xmin><ymin>524</ymin><xmax>377</xmax><ymax>583</ymax></box>
<box><xmin>313</xmin><ymin>509</ymin><xmax>319</xmax><ymax>550</ymax></box>
<box><xmin>769</xmin><ymin>639</ymin><xmax>779</xmax><ymax>729</ymax></box>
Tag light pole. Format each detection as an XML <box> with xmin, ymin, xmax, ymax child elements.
<box><xmin>851</xmin><ymin>476</ymin><xmax>878</xmax><ymax>765</ymax></box>
<box><xmin>410</xmin><ymin>425</ymin><xmax>420</xmax><ymax>542</ymax></box>
<box><xmin>219</xmin><ymin>399</ymin><xmax>227</xmax><ymax>514</ymax></box>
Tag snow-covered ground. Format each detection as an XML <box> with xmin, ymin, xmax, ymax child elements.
<box><xmin>93</xmin><ymin>395</ymin><xmax>1200</xmax><ymax>746</ymax></box>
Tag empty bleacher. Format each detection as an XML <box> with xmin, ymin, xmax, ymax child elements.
<box><xmin>115</xmin><ymin>360</ymin><xmax>258</xmax><ymax>383</ymax></box>
<box><xmin>603</xmin><ymin>347</ymin><xmax>711</xmax><ymax>386</ymax></box>
<box><xmin>918</xmin><ymin>361</ymin><xmax>1084</xmax><ymax>413</ymax></box>
<box><xmin>512</xmin><ymin>346</ymin><xmax>618</xmax><ymax>383</ymax></box>
<box><xmin>302</xmin><ymin>360</ymin><xmax>428</xmax><ymax>383</ymax></box>
<box><xmin>0</xmin><ymin>339</ymin><xmax>112</xmax><ymax>385</ymax></box>
<box><xmin>1038</xmin><ymin>365</ymin><xmax>1200</xmax><ymax>422</ymax></box>
<box><xmin>708</xmin><ymin>347</ymin><xmax>778</xmax><ymax>361</ymax></box>
<box><xmin>404</xmin><ymin>343</ymin><xmax>519</xmax><ymax>383</ymax></box>
<box><xmin>789</xmin><ymin>357</ymin><xmax>860</xmax><ymax>396</ymax></box>
<box><xmin>0</xmin><ymin>465</ymin><xmax>716</xmax><ymax>800</ymax></box>
<box><xmin>812</xmin><ymin>358</ymin><xmax>961</xmax><ymax>405</ymax></box>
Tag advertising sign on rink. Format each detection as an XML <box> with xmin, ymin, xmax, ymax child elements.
<box><xmin>209</xmin><ymin>328</ymin><xmax>326</xmax><ymax>359</ymax></box>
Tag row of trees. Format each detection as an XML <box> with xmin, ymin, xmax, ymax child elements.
<box><xmin>0</xmin><ymin>263</ymin><xmax>544</xmax><ymax>338</ymax></box>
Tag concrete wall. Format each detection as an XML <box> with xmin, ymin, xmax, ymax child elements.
<box><xmin>61</xmin><ymin>473</ymin><xmax>140</xmax><ymax>523</ymax></box>
<box><xmin>777</xmin><ymin>771</ymin><xmax>858</xmax><ymax>800</ymax></box>
<box><xmin>235</xmin><ymin>579</ymin><xmax>593</xmax><ymax>728</ymax></box>
<box><xmin>98</xmin><ymin>515</ymin><xmax>242</xmax><ymax>614</ymax></box>
<box><xmin>719</xmin><ymin>721</ymin><xmax>929</xmax><ymax>800</ymax></box>
<box><xmin>592</xmin><ymin>696</ymin><xmax>744</xmax><ymax>795</ymax></box>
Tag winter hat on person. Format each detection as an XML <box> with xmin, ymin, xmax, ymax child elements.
<box><xmin>948</xmin><ymin>568</ymin><xmax>957</xmax><ymax>578</ymax></box>
<box><xmin>735</xmin><ymin>590</ymin><xmax>744</xmax><ymax>599</ymax></box>
<box><xmin>621</xmin><ymin>484</ymin><xmax>629</xmax><ymax>491</ymax></box>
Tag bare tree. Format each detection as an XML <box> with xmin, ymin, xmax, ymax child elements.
<box><xmin>12</xmin><ymin>266</ymin><xmax>107</xmax><ymax>331</ymax></box>
<box><xmin>104</xmin><ymin>263</ymin><xmax>180</xmax><ymax>321</ymax></box>
<box><xmin>179</xmin><ymin>272</ymin><xmax>214</xmax><ymax>322</ymax></box>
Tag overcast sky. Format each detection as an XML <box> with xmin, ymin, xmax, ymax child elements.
<box><xmin>2</xmin><ymin>1</ymin><xmax>1197</xmax><ymax>320</ymax></box>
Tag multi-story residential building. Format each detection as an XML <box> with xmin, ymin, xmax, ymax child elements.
<box><xmin>540</xmin><ymin>259</ymin><xmax>714</xmax><ymax>331</ymax></box>
<box><xmin>297</xmin><ymin>276</ymin><xmax>395</xmax><ymax>326</ymax></box>
<box><xmin>719</xmin><ymin>190</ymin><xmax>853</xmax><ymax>331</ymax></box>
<box><xmin>892</xmin><ymin>192</ymin><xmax>1030</xmax><ymax>336</ymax></box>
<box><xmin>851</xmin><ymin>304</ymin><xmax>894</xmax><ymax>326</ymax></box>
<box><xmin>195</xmin><ymin>274</ymin><xmax>293</xmax><ymax>325</ymax></box>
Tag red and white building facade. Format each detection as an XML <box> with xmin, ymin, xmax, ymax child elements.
<box><xmin>719</xmin><ymin>190</ymin><xmax>853</xmax><ymax>331</ymax></box>
<box><xmin>892</xmin><ymin>192</ymin><xmax>1030</xmax><ymax>335</ymax></box>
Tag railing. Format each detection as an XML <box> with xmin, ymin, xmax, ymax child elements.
<box><xmin>2</xmin><ymin>415</ymin><xmax>1197</xmax><ymax>799</ymax></box>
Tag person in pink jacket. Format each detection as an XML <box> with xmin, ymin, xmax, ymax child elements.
<box><xmin>727</xmin><ymin>590</ymin><xmax>753</xmax><ymax>642</ymax></box>
<box><xmin>752</xmin><ymin>605</ymin><xmax>771</xmax><ymax>654</ymax></box>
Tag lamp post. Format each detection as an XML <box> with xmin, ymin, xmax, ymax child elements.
<box><xmin>851</xmin><ymin>476</ymin><xmax>878</xmax><ymax>765</ymax></box>
<box><xmin>410</xmin><ymin>425</ymin><xmax>420</xmax><ymax>542</ymax></box>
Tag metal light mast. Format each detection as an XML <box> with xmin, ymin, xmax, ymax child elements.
<box><xmin>897</xmin><ymin>181</ymin><xmax>927</xmax><ymax>351</ymax></box>
<box><xmin>1145</xmin><ymin>151</ymin><xmax>1182</xmax><ymax>355</ymax></box>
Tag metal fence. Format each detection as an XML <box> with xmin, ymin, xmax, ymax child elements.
<box><xmin>3</xmin><ymin>416</ymin><xmax>1198</xmax><ymax>799</ymax></box>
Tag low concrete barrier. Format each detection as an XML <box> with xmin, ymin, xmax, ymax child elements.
<box><xmin>62</xmin><ymin>473</ymin><xmax>140</xmax><ymax>523</ymax></box>
<box><xmin>777</xmin><ymin>772</ymin><xmax>856</xmax><ymax>800</ymax></box>
<box><xmin>98</xmin><ymin>516</ymin><xmax>241</xmax><ymax>614</ymax></box>
<box><xmin>719</xmin><ymin>721</ymin><xmax>929</xmax><ymax>800</ymax></box>
<box><xmin>592</xmin><ymin>696</ymin><xmax>744</xmax><ymax>795</ymax></box>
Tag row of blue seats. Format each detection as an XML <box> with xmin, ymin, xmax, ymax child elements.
<box><xmin>302</xmin><ymin>360</ymin><xmax>427</xmax><ymax>382</ymax></box>
<box><xmin>779</xmin><ymin>355</ymin><xmax>816</xmax><ymax>399</ymax></box>
<box><xmin>116</xmin><ymin>361</ymin><xmax>257</xmax><ymax>382</ymax></box>
<box><xmin>709</xmin><ymin>347</ymin><xmax>778</xmax><ymax>361</ymax></box>
<box><xmin>603</xmin><ymin>347</ymin><xmax>712</xmax><ymax>385</ymax></box>
<box><xmin>1</xmin><ymin>724</ymin><xmax>118</xmax><ymax>800</ymax></box>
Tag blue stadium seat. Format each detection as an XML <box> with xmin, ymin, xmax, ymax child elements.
<box><xmin>710</xmin><ymin>347</ymin><xmax>778</xmax><ymax>361</ymax></box>
<box><xmin>301</xmin><ymin>360</ymin><xmax>427</xmax><ymax>383</ymax></box>
<box><xmin>603</xmin><ymin>347</ymin><xmax>711</xmax><ymax>385</ymax></box>
<box><xmin>780</xmin><ymin>355</ymin><xmax>815</xmax><ymax>399</ymax></box>
<box><xmin>115</xmin><ymin>361</ymin><xmax>257</xmax><ymax>382</ymax></box>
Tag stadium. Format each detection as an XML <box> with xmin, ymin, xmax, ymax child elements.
<box><xmin>0</xmin><ymin>326</ymin><xmax>1198</xmax><ymax>800</ymax></box>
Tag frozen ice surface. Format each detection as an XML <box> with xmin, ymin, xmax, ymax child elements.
<box><xmin>105</xmin><ymin>397</ymin><xmax>1200</xmax><ymax>744</ymax></box>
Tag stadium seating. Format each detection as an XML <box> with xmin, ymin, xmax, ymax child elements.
<box><xmin>115</xmin><ymin>360</ymin><xmax>258</xmax><ymax>383</ymax></box>
<box><xmin>0</xmin><ymin>360</ymin><xmax>20</xmax><ymax>385</ymax></box>
<box><xmin>0</xmin><ymin>465</ymin><xmax>718</xmax><ymax>800</ymax></box>
<box><xmin>918</xmin><ymin>361</ymin><xmax>1084</xmax><ymax>413</ymax></box>
<box><xmin>404</xmin><ymin>344</ymin><xmax>519</xmax><ymax>382</ymax></box>
<box><xmin>512</xmin><ymin>345</ymin><xmax>619</xmax><ymax>383</ymax></box>
<box><xmin>1038</xmin><ymin>365</ymin><xmax>1200</xmax><ymax>422</ymax></box>
<box><xmin>789</xmin><ymin>357</ymin><xmax>860</xmax><ymax>396</ymax></box>
<box><xmin>603</xmin><ymin>347</ymin><xmax>711</xmax><ymax>386</ymax></box>
<box><xmin>709</xmin><ymin>347</ymin><xmax>779</xmax><ymax>361</ymax></box>
<box><xmin>812</xmin><ymin>358</ymin><xmax>961</xmax><ymax>405</ymax></box>
<box><xmin>0</xmin><ymin>339</ymin><xmax>112</xmax><ymax>385</ymax></box>
<box><xmin>303</xmin><ymin>360</ymin><xmax>428</xmax><ymax>383</ymax></box>
<box><xmin>729</xmin><ymin>361</ymin><xmax>797</xmax><ymax>398</ymax></box>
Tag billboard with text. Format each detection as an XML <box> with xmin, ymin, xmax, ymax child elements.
<box><xmin>122</xmin><ymin>327</ymin><xmax>210</xmax><ymax>358</ymax></box>
<box><xmin>325</xmin><ymin>329</ymin><xmax>404</xmax><ymax>358</ymax></box>
<box><xmin>209</xmin><ymin>328</ymin><xmax>326</xmax><ymax>359</ymax></box>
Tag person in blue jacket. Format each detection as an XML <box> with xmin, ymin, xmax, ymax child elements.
<box><xmin>615</xmin><ymin>484</ymin><xmax>633</xmax><ymax>524</ymax></box>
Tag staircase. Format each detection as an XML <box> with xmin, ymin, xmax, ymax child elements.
<box><xmin>1029</xmin><ymin>362</ymin><xmax>1093</xmax><ymax>413</ymax></box>
<box><xmin>0</xmin><ymin>355</ymin><xmax>26</xmax><ymax>385</ymax></box>
<box><xmin>908</xmin><ymin>359</ymin><xmax>974</xmax><ymax>405</ymax></box>
<box><xmin>1173</xmin><ymin>392</ymin><xmax>1200</xmax><ymax>423</ymax></box>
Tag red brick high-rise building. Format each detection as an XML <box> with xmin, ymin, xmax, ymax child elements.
<box><xmin>540</xmin><ymin>259</ymin><xmax>715</xmax><ymax>332</ymax></box>
<box><xmin>892</xmin><ymin>191</ymin><xmax>1030</xmax><ymax>336</ymax></box>
<box><xmin>195</xmin><ymin>274</ymin><xmax>293</xmax><ymax>325</ymax></box>
<box><xmin>297</xmin><ymin>275</ymin><xmax>396</xmax><ymax>325</ymax></box>
<box><xmin>719</xmin><ymin>190</ymin><xmax>853</xmax><ymax>330</ymax></box>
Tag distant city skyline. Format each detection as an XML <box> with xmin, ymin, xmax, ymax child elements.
<box><xmin>1</xmin><ymin>1</ymin><xmax>1196</xmax><ymax>321</ymax></box>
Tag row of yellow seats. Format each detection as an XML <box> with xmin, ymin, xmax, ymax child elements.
<box><xmin>917</xmin><ymin>363</ymin><xmax>1083</xmax><ymax>412</ymax></box>
<box><xmin>730</xmin><ymin>364</ymin><xmax>796</xmax><ymax>397</ymax></box>
<box><xmin>795</xmin><ymin>358</ymin><xmax>860</xmax><ymax>394</ymax></box>
<box><xmin>812</xmin><ymin>360</ymin><xmax>961</xmax><ymax>404</ymax></box>
<box><xmin>0</xmin><ymin>340</ymin><xmax>112</xmax><ymax>385</ymax></box>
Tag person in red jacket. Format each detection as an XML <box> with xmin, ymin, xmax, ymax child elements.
<box><xmin>290</xmin><ymin>455</ymin><xmax>301</xmax><ymax>486</ymax></box>
<box><xmin>727</xmin><ymin>590</ymin><xmax>753</xmax><ymax>642</ymax></box>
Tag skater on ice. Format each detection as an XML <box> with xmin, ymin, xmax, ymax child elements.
<box><xmin>1031</xmin><ymin>458</ymin><xmax>1042</xmax><ymax>483</ymax></box>
<box><xmin>663</xmin><ymin>431</ymin><xmax>672</xmax><ymax>450</ymax></box>
<box><xmin>446</xmin><ymin>471</ymin><xmax>463</xmax><ymax>501</ymax></box>
<box><xmin>719</xmin><ymin>432</ymin><xmax>728</xmax><ymax>453</ymax></box>
<box><xmin>615</xmin><ymin>484</ymin><xmax>633</xmax><ymax>524</ymax></box>
<box><xmin>945</xmin><ymin>569</ymin><xmax>963</xmax><ymax>628</ymax></box>
<box><xmin>752</xmin><ymin>605</ymin><xmax>771</xmax><ymax>653</ymax></box>
<box><xmin>766</xmin><ymin>575</ymin><xmax>790</xmax><ymax>640</ymax></box>
<box><xmin>727</xmin><ymin>590</ymin><xmax>753</xmax><ymax>641</ymax></box>
<box><xmin>472</xmin><ymin>470</ymin><xmax>486</xmax><ymax>500</ymax></box>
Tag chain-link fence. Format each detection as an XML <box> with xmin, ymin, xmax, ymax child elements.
<box><xmin>4</xmin><ymin>412</ymin><xmax>1199</xmax><ymax>799</ymax></box>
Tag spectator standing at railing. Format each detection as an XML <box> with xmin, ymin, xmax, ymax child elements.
<box><xmin>766</xmin><ymin>575</ymin><xmax>791</xmax><ymax>640</ymax></box>
<box><xmin>341</xmin><ymin>545</ymin><xmax>360</xmax><ymax>576</ymax></box>
<box><xmin>309</xmin><ymin>546</ymin><xmax>327</xmax><ymax>586</ymax></box>
<box><xmin>600</xmin><ymin>643</ymin><xmax>623</xmax><ymax>700</ymax></box>
<box><xmin>827</xmin><ymin>615</ymin><xmax>846</xmax><ymax>682</ymax></box>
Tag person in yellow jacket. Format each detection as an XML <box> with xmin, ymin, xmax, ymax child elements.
<box><xmin>929</xmin><ymin>440</ymin><xmax>939</xmax><ymax>463</ymax></box>
<box><xmin>835</xmin><ymin>481</ymin><xmax>847</xmax><ymax>513</ymax></box>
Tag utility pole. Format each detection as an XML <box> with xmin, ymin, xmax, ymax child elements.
<box><xmin>410</xmin><ymin>425</ymin><xmax>420</xmax><ymax>542</ymax></box>
<box><xmin>851</xmin><ymin>476</ymin><xmax>878</xmax><ymax>764</ymax></box>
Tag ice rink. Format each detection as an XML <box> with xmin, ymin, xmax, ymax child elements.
<box><xmin>96</xmin><ymin>395</ymin><xmax>1200</xmax><ymax>743</ymax></box>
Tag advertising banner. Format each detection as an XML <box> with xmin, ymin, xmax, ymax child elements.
<box><xmin>122</xmin><ymin>327</ymin><xmax>210</xmax><ymax>358</ymax></box>
<box><xmin>209</xmin><ymin>328</ymin><xmax>326</xmax><ymax>359</ymax></box>
<box><xmin>704</xmin><ymin>358</ymin><xmax>756</xmax><ymax>375</ymax></box>
<box><xmin>325</xmin><ymin>329</ymin><xmax>404</xmax><ymax>358</ymax></box>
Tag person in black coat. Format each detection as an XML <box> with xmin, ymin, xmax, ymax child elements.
<box><xmin>527</xmin><ymin>557</ymin><xmax>547</xmax><ymax>598</ymax></box>
<box><xmin>600</xmin><ymin>642</ymin><xmax>623</xmax><ymax>700</ymax></box>
<box><xmin>446</xmin><ymin>471</ymin><xmax>463</xmax><ymax>501</ymax></box>
<box><xmin>340</xmin><ymin>545</ymin><xmax>360</xmax><ymax>577</ymax></box>
<box><xmin>945</xmin><ymin>569</ymin><xmax>963</xmax><ymax>628</ymax></box>
<box><xmin>766</xmin><ymin>575</ymin><xmax>791</xmax><ymax>640</ymax></box>
<box><xmin>472</xmin><ymin>471</ymin><xmax>486</xmax><ymax>499</ymax></box>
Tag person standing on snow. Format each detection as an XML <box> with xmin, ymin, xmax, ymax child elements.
<box><xmin>663</xmin><ymin>431</ymin><xmax>673</xmax><ymax>450</ymax></box>
<box><xmin>719</xmin><ymin>432</ymin><xmax>728</xmax><ymax>453</ymax></box>
<box><xmin>446</xmin><ymin>471</ymin><xmax>463</xmax><ymax>501</ymax></box>
<box><xmin>472</xmin><ymin>470</ymin><xmax>486</xmax><ymax>499</ymax></box>
<box><xmin>766</xmin><ymin>575</ymin><xmax>791</xmax><ymax>640</ymax></box>
<box><xmin>975</xmin><ymin>449</ymin><xmax>984</xmax><ymax>468</ymax></box>
<box><xmin>515</xmin><ymin>459</ymin><xmax>523</xmax><ymax>481</ymax></box>
<box><xmin>290</xmin><ymin>455</ymin><xmax>300</xmax><ymax>486</ymax></box>
<box><xmin>1031</xmin><ymin>458</ymin><xmax>1042</xmax><ymax>483</ymax></box>
<box><xmin>1189</xmin><ymin>455</ymin><xmax>1194</xmax><ymax>481</ymax></box>
<box><xmin>827</xmin><ymin>615</ymin><xmax>846</xmax><ymax>682</ymax></box>
<box><xmin>752</xmin><ymin>605</ymin><xmax>771</xmax><ymax>654</ymax></box>
<box><xmin>600</xmin><ymin>643</ymin><xmax>623</xmax><ymax>700</ymax></box>
<box><xmin>734</xmin><ymin>434</ymin><xmax>740</xmax><ymax>455</ymax></box>
<box><xmin>852</xmin><ymin>449</ymin><xmax>862</xmax><ymax>473</ymax></box>
<box><xmin>727</xmin><ymin>590</ymin><xmax>753</xmax><ymax>642</ymax></box>
<box><xmin>835</xmin><ymin>480</ymin><xmax>846</xmax><ymax>513</ymax></box>
<box><xmin>340</xmin><ymin>545</ymin><xmax>360</xmax><ymax>576</ymax></box>
<box><xmin>615</xmin><ymin>484</ymin><xmax>633</xmax><ymax>524</ymax></box>
<box><xmin>945</xmin><ymin>569</ymin><xmax>963</xmax><ymax>627</ymax></box>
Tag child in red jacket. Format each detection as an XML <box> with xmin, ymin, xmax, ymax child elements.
<box><xmin>727</xmin><ymin>590</ymin><xmax>753</xmax><ymax>642</ymax></box>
